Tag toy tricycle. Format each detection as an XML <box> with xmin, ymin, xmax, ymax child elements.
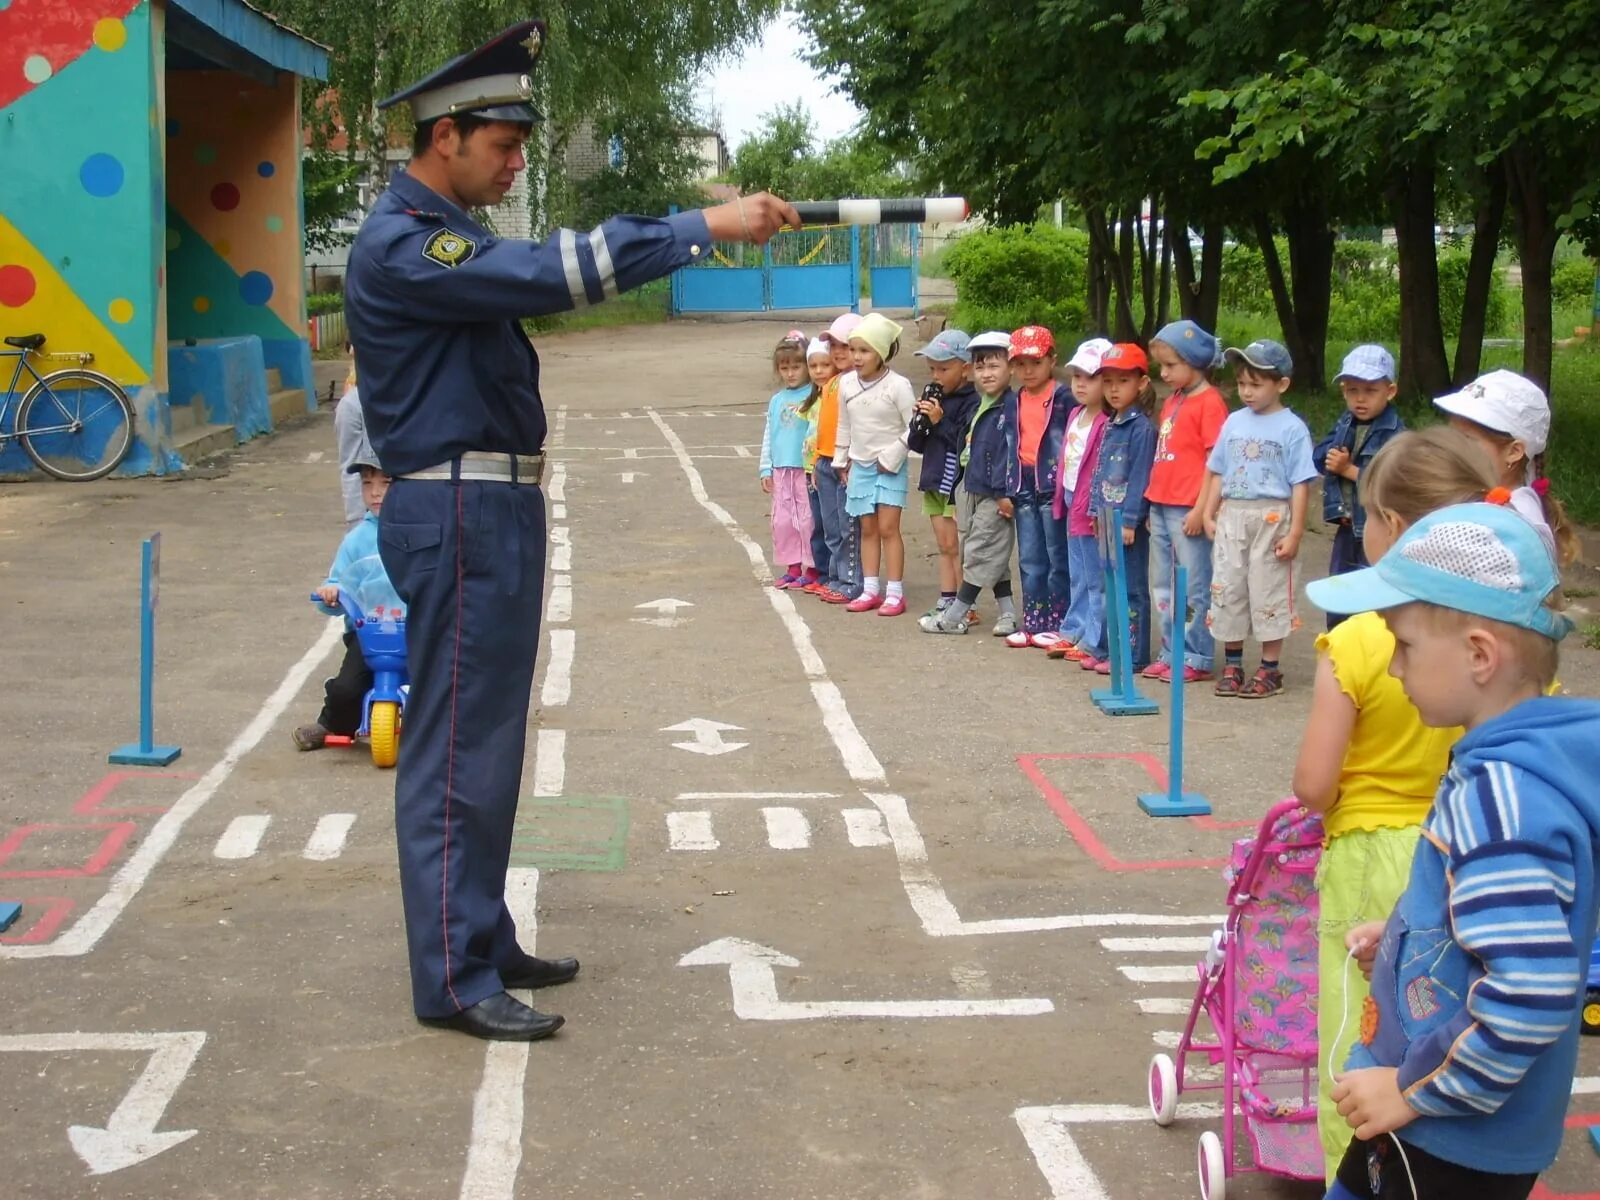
<box><xmin>310</xmin><ymin>587</ymin><xmax>409</xmax><ymax>768</ymax></box>
<box><xmin>1583</xmin><ymin>933</ymin><xmax>1600</xmax><ymax>1036</ymax></box>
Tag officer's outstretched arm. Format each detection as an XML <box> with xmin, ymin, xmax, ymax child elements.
<box><xmin>375</xmin><ymin>209</ymin><xmax>718</xmax><ymax>323</ymax></box>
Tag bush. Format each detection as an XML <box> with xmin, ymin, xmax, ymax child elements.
<box><xmin>307</xmin><ymin>293</ymin><xmax>343</xmax><ymax>316</ymax></box>
<box><xmin>1436</xmin><ymin>248</ymin><xmax>1510</xmax><ymax>339</ymax></box>
<box><xmin>945</xmin><ymin>224</ymin><xmax>1089</xmax><ymax>337</ymax></box>
<box><xmin>1553</xmin><ymin>258</ymin><xmax>1597</xmax><ymax>312</ymax></box>
<box><xmin>1216</xmin><ymin>242</ymin><xmax>1275</xmax><ymax>317</ymax></box>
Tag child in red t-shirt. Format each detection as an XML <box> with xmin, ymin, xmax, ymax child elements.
<box><xmin>1143</xmin><ymin>320</ymin><xmax>1229</xmax><ymax>684</ymax></box>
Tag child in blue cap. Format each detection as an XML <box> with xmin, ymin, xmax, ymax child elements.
<box><xmin>1310</xmin><ymin>502</ymin><xmax>1600</xmax><ymax>1200</ymax></box>
<box><xmin>908</xmin><ymin>329</ymin><xmax>978</xmax><ymax>620</ymax></box>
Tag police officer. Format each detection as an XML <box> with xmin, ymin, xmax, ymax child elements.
<box><xmin>345</xmin><ymin>20</ymin><xmax>799</xmax><ymax>1041</ymax></box>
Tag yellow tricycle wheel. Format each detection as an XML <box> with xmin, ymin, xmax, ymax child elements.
<box><xmin>369</xmin><ymin>701</ymin><xmax>400</xmax><ymax>768</ymax></box>
<box><xmin>1583</xmin><ymin>999</ymin><xmax>1600</xmax><ymax>1034</ymax></box>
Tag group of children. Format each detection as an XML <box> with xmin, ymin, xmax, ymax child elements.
<box><xmin>759</xmin><ymin>313</ymin><xmax>1598</xmax><ymax>1199</ymax></box>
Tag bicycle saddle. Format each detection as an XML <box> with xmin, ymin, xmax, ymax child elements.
<box><xmin>4</xmin><ymin>333</ymin><xmax>45</xmax><ymax>350</ymax></box>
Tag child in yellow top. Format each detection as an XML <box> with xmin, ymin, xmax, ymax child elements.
<box><xmin>1290</xmin><ymin>427</ymin><xmax>1496</xmax><ymax>1183</ymax></box>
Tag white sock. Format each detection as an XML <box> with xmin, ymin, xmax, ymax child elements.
<box><xmin>886</xmin><ymin>580</ymin><xmax>904</xmax><ymax>601</ymax></box>
<box><xmin>861</xmin><ymin>577</ymin><xmax>881</xmax><ymax>598</ymax></box>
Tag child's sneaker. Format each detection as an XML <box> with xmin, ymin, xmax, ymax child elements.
<box><xmin>1237</xmin><ymin>666</ymin><xmax>1284</xmax><ymax>699</ymax></box>
<box><xmin>991</xmin><ymin>612</ymin><xmax>1018</xmax><ymax>637</ymax></box>
<box><xmin>772</xmin><ymin>573</ymin><xmax>802</xmax><ymax>590</ymax></box>
<box><xmin>1093</xmin><ymin>659</ymin><xmax>1113</xmax><ymax>675</ymax></box>
<box><xmin>819</xmin><ymin>588</ymin><xmax>850</xmax><ymax>604</ymax></box>
<box><xmin>1080</xmin><ymin>656</ymin><xmax>1104</xmax><ymax>671</ymax></box>
<box><xmin>293</xmin><ymin>723</ymin><xmax>329</xmax><ymax>751</ymax></box>
<box><xmin>1214</xmin><ymin>665</ymin><xmax>1246</xmax><ymax>697</ymax></box>
<box><xmin>1029</xmin><ymin>631</ymin><xmax>1064</xmax><ymax>649</ymax></box>
<box><xmin>965</xmin><ymin>609</ymin><xmax>981</xmax><ymax>626</ymax></box>
<box><xmin>1179</xmin><ymin>666</ymin><xmax>1214</xmax><ymax>684</ymax></box>
<box><xmin>1060</xmin><ymin>644</ymin><xmax>1090</xmax><ymax>662</ymax></box>
<box><xmin>1045</xmin><ymin>640</ymin><xmax>1078</xmax><ymax>659</ymax></box>
<box><xmin>801</xmin><ymin>580</ymin><xmax>826</xmax><ymax>595</ymax></box>
<box><xmin>1140</xmin><ymin>661</ymin><xmax>1172</xmax><ymax>681</ymax></box>
<box><xmin>918</xmin><ymin>612</ymin><xmax>968</xmax><ymax>634</ymax></box>
<box><xmin>846</xmin><ymin>593</ymin><xmax>884</xmax><ymax>613</ymax></box>
<box><xmin>1004</xmin><ymin>630</ymin><xmax>1032</xmax><ymax>648</ymax></box>
<box><xmin>878</xmin><ymin>596</ymin><xmax>907</xmax><ymax>617</ymax></box>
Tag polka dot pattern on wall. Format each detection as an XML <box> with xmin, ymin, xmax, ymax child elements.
<box><xmin>108</xmin><ymin>298</ymin><xmax>134</xmax><ymax>323</ymax></box>
<box><xmin>166</xmin><ymin>118</ymin><xmax>181</xmax><ymax>137</ymax></box>
<box><xmin>23</xmin><ymin>56</ymin><xmax>53</xmax><ymax>84</ymax></box>
<box><xmin>0</xmin><ymin>264</ymin><xmax>37</xmax><ymax>307</ymax></box>
<box><xmin>195</xmin><ymin>144</ymin><xmax>217</xmax><ymax>166</ymax></box>
<box><xmin>265</xmin><ymin>215</ymin><xmax>284</xmax><ymax>234</ymax></box>
<box><xmin>257</xmin><ymin>161</ymin><xmax>275</xmax><ymax>178</ymax></box>
<box><xmin>93</xmin><ymin>17</ymin><xmax>127</xmax><ymax>52</ymax></box>
<box><xmin>240</xmin><ymin>272</ymin><xmax>273</xmax><ymax>306</ymax></box>
<box><xmin>193</xmin><ymin>296</ymin><xmax>211</xmax><ymax>314</ymax></box>
<box><xmin>211</xmin><ymin>182</ymin><xmax>240</xmax><ymax>211</ymax></box>
<box><xmin>80</xmin><ymin>153</ymin><xmax>125</xmax><ymax>198</ymax></box>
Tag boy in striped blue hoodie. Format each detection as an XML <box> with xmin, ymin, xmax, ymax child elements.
<box><xmin>1309</xmin><ymin>502</ymin><xmax>1600</xmax><ymax>1200</ymax></box>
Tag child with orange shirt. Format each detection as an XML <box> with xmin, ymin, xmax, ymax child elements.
<box><xmin>1002</xmin><ymin>324</ymin><xmax>1074</xmax><ymax>648</ymax></box>
<box><xmin>813</xmin><ymin>313</ymin><xmax>862</xmax><ymax>603</ymax></box>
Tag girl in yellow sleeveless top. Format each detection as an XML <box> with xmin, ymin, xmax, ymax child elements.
<box><xmin>1291</xmin><ymin>427</ymin><xmax>1498</xmax><ymax>1183</ymax></box>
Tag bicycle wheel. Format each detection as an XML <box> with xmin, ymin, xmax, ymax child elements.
<box><xmin>17</xmin><ymin>369</ymin><xmax>135</xmax><ymax>481</ymax></box>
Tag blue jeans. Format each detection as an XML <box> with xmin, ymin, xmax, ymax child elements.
<box><xmin>1090</xmin><ymin>523</ymin><xmax>1151</xmax><ymax>669</ymax></box>
<box><xmin>1325</xmin><ymin>522</ymin><xmax>1367</xmax><ymax>630</ymax></box>
<box><xmin>1014</xmin><ymin>488</ymin><xmax>1070</xmax><ymax>634</ymax></box>
<box><xmin>1148</xmin><ymin>502</ymin><xmax>1215</xmax><ymax>671</ymax></box>
<box><xmin>815</xmin><ymin>459</ymin><xmax>859</xmax><ymax>596</ymax></box>
<box><xmin>1061</xmin><ymin>525</ymin><xmax>1104</xmax><ymax>651</ymax></box>
<box><xmin>806</xmin><ymin>475</ymin><xmax>829</xmax><ymax>579</ymax></box>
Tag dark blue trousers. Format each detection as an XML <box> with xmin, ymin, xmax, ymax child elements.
<box><xmin>378</xmin><ymin>477</ymin><xmax>545</xmax><ymax>1018</ymax></box>
<box><xmin>1325</xmin><ymin>522</ymin><xmax>1368</xmax><ymax>630</ymax></box>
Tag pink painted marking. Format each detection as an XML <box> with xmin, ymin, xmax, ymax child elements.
<box><xmin>73</xmin><ymin>769</ymin><xmax>197</xmax><ymax>817</ymax></box>
<box><xmin>0</xmin><ymin>896</ymin><xmax>75</xmax><ymax>944</ymax></box>
<box><xmin>0</xmin><ymin>822</ymin><xmax>139</xmax><ymax>879</ymax></box>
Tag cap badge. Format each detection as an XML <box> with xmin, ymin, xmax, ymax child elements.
<box><xmin>521</xmin><ymin>27</ymin><xmax>543</xmax><ymax>59</ymax></box>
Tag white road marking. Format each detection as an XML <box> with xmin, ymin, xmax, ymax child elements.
<box><xmin>549</xmin><ymin>526</ymin><xmax>571</xmax><ymax>572</ymax></box>
<box><xmin>547</xmin><ymin>573</ymin><xmax>571</xmax><ymax>624</ymax></box>
<box><xmin>3</xmin><ymin>620</ymin><xmax>344</xmax><ymax>959</ymax></box>
<box><xmin>552</xmin><ymin>503</ymin><xmax>566</xmax><ymax>519</ymax></box>
<box><xmin>668</xmin><ymin>811</ymin><xmax>719</xmax><ymax>851</ymax></box>
<box><xmin>842</xmin><ymin>808</ymin><xmax>890</xmax><ymax>847</ymax></box>
<box><xmin>762</xmin><ymin>807</ymin><xmax>810</xmax><ymax>850</ymax></box>
<box><xmin>1118</xmin><ymin>965</ymin><xmax>1197</xmax><ymax>984</ymax></box>
<box><xmin>732</xmin><ymin>444</ymin><xmax>752</xmax><ymax>458</ymax></box>
<box><xmin>635</xmin><ymin>598</ymin><xmax>693</xmax><ymax>616</ymax></box>
<box><xmin>620</xmin><ymin>472</ymin><xmax>641</xmax><ymax>483</ymax></box>
<box><xmin>546</xmin><ymin>462</ymin><xmax>566</xmax><ymax>502</ymax></box>
<box><xmin>0</xmin><ymin>1031</ymin><xmax>206</xmax><ymax>1175</ymax></box>
<box><xmin>678</xmin><ymin>791</ymin><xmax>838</xmax><ymax>801</ymax></box>
<box><xmin>662</xmin><ymin>717</ymin><xmax>747</xmax><ymax>756</ymax></box>
<box><xmin>213</xmin><ymin>814</ymin><xmax>270</xmax><ymax>860</ymax></box>
<box><xmin>1013</xmin><ymin>1103</ymin><xmax>1222</xmax><ymax>1200</ymax></box>
<box><xmin>541</xmin><ymin>629</ymin><xmax>575</xmax><ymax>707</ymax></box>
<box><xmin>1151</xmin><ymin>1030</ymin><xmax>1183</xmax><ymax>1049</ymax></box>
<box><xmin>1100</xmin><ymin>936</ymin><xmax>1211</xmax><ymax>953</ymax></box>
<box><xmin>623</xmin><ymin>447</ymin><xmax>638</xmax><ymax>459</ymax></box>
<box><xmin>532</xmin><ymin>729</ymin><xmax>565</xmax><ymax>797</ymax></box>
<box><xmin>303</xmin><ymin>813</ymin><xmax>356</xmax><ymax>861</ymax></box>
<box><xmin>1136</xmin><ymin>998</ymin><xmax>1193</xmax><ymax>1016</ymax></box>
<box><xmin>950</xmin><ymin>963</ymin><xmax>991</xmax><ymax>997</ymax></box>
<box><xmin>460</xmin><ymin>867</ymin><xmax>540</xmax><ymax>1200</ymax></box>
<box><xmin>680</xmin><ymin>939</ymin><xmax>1053</xmax><ymax>1020</ymax></box>
<box><xmin>305</xmin><ymin>450</ymin><xmax>325</xmax><ymax>462</ymax></box>
<box><xmin>649</xmin><ymin>409</ymin><xmax>886</xmax><ymax>784</ymax></box>
<box><xmin>630</xmin><ymin>616</ymin><xmax>687</xmax><ymax>628</ymax></box>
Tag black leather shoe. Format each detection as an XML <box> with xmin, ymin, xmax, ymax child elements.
<box><xmin>499</xmin><ymin>955</ymin><xmax>580</xmax><ymax>989</ymax></box>
<box><xmin>418</xmin><ymin>992</ymin><xmax>564</xmax><ymax>1041</ymax></box>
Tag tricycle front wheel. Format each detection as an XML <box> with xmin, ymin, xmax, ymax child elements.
<box><xmin>369</xmin><ymin>701</ymin><xmax>400</xmax><ymax>768</ymax></box>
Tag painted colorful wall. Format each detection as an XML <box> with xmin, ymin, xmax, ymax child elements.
<box><xmin>165</xmin><ymin>68</ymin><xmax>310</xmax><ymax>404</ymax></box>
<box><xmin>0</xmin><ymin>0</ymin><xmax>169</xmax><ymax>474</ymax></box>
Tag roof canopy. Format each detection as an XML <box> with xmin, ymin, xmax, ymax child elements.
<box><xmin>166</xmin><ymin>0</ymin><xmax>329</xmax><ymax>84</ymax></box>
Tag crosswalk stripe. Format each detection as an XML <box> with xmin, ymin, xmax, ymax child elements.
<box><xmin>668</xmin><ymin>811</ymin><xmax>717</xmax><ymax>851</ymax></box>
<box><xmin>842</xmin><ymin>808</ymin><xmax>890</xmax><ymax>847</ymax></box>
<box><xmin>304</xmin><ymin>813</ymin><xmax>356</xmax><ymax>861</ymax></box>
<box><xmin>214</xmin><ymin>814</ymin><xmax>270</xmax><ymax>860</ymax></box>
<box><xmin>1119</xmin><ymin>965</ymin><xmax>1196</xmax><ymax>984</ymax></box>
<box><xmin>1100</xmin><ymin>936</ymin><xmax>1210</xmax><ymax>953</ymax></box>
<box><xmin>1135</xmin><ymin>997</ymin><xmax>1192</xmax><ymax>1015</ymax></box>
<box><xmin>762</xmin><ymin>807</ymin><xmax>810</xmax><ymax>850</ymax></box>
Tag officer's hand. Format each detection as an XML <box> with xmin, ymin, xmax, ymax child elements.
<box><xmin>704</xmin><ymin>193</ymin><xmax>803</xmax><ymax>245</ymax></box>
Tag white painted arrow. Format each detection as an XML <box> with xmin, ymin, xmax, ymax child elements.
<box><xmin>662</xmin><ymin>718</ymin><xmax>747</xmax><ymax>756</ymax></box>
<box><xmin>0</xmin><ymin>1030</ymin><xmax>205</xmax><ymax>1174</ymax></box>
<box><xmin>678</xmin><ymin>938</ymin><xmax>1054</xmax><ymax>1020</ymax></box>
<box><xmin>635</xmin><ymin>598</ymin><xmax>694</xmax><ymax>616</ymax></box>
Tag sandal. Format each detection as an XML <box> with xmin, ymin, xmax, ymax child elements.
<box><xmin>1237</xmin><ymin>666</ymin><xmax>1285</xmax><ymax>699</ymax></box>
<box><xmin>1214</xmin><ymin>665</ymin><xmax>1246</xmax><ymax>697</ymax></box>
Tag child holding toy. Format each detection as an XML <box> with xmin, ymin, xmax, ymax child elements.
<box><xmin>907</xmin><ymin>329</ymin><xmax>978</xmax><ymax>619</ymax></box>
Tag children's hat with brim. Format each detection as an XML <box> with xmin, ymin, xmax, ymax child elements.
<box><xmin>1100</xmin><ymin>343</ymin><xmax>1148</xmax><ymax>374</ymax></box>
<box><xmin>805</xmin><ymin>337</ymin><xmax>831</xmax><ymax>361</ymax></box>
<box><xmin>824</xmin><ymin>313</ymin><xmax>864</xmax><ymax>344</ymax></box>
<box><xmin>346</xmin><ymin>437</ymin><xmax>383</xmax><ymax>475</ymax></box>
<box><xmin>1066</xmin><ymin>337</ymin><xmax>1114</xmax><ymax>374</ymax></box>
<box><xmin>849</xmin><ymin>313</ymin><xmax>903</xmax><ymax>361</ymax></box>
<box><xmin>915</xmin><ymin>329</ymin><xmax>972</xmax><ymax>362</ymax></box>
<box><xmin>1153</xmin><ymin>320</ymin><xmax>1218</xmax><ymax>371</ymax></box>
<box><xmin>968</xmin><ymin>331</ymin><xmax>1012</xmax><ymax>356</ymax></box>
<box><xmin>1335</xmin><ymin>344</ymin><xmax>1396</xmax><ymax>383</ymax></box>
<box><xmin>1433</xmin><ymin>369</ymin><xmax>1550</xmax><ymax>456</ymax></box>
<box><xmin>1306</xmin><ymin>500</ymin><xmax>1570</xmax><ymax>640</ymax></box>
<box><xmin>1225</xmin><ymin>339</ymin><xmax>1293</xmax><ymax>376</ymax></box>
<box><xmin>1009</xmin><ymin>325</ymin><xmax>1055</xmax><ymax>360</ymax></box>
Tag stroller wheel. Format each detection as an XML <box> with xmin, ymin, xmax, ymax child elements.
<box><xmin>1148</xmin><ymin>1053</ymin><xmax>1178</xmax><ymax>1126</ymax></box>
<box><xmin>1197</xmin><ymin>1130</ymin><xmax>1226</xmax><ymax>1200</ymax></box>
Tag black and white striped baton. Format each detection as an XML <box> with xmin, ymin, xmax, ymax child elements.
<box><xmin>789</xmin><ymin>198</ymin><xmax>969</xmax><ymax>226</ymax></box>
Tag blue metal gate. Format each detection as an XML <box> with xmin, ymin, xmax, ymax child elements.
<box><xmin>671</xmin><ymin>225</ymin><xmax>861</xmax><ymax>314</ymax></box>
<box><xmin>866</xmin><ymin>224</ymin><xmax>920</xmax><ymax>311</ymax></box>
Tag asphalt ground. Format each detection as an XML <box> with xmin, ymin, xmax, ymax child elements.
<box><xmin>0</xmin><ymin>317</ymin><xmax>1596</xmax><ymax>1199</ymax></box>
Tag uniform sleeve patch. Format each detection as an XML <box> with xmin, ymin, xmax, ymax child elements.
<box><xmin>422</xmin><ymin>229</ymin><xmax>476</xmax><ymax>269</ymax></box>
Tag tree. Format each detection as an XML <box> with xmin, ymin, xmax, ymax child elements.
<box><xmin>729</xmin><ymin>104</ymin><xmax>912</xmax><ymax>201</ymax></box>
<box><xmin>302</xmin><ymin>150</ymin><xmax>361</xmax><ymax>255</ymax></box>
<box><xmin>572</xmin><ymin>84</ymin><xmax>711</xmax><ymax>227</ymax></box>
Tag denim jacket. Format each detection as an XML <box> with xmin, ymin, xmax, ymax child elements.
<box><xmin>907</xmin><ymin>382</ymin><xmax>979</xmax><ymax>495</ymax></box>
<box><xmin>1088</xmin><ymin>407</ymin><xmax>1156</xmax><ymax>532</ymax></box>
<box><xmin>1312</xmin><ymin>405</ymin><xmax>1404</xmax><ymax>535</ymax></box>
<box><xmin>961</xmin><ymin>389</ymin><xmax>1013</xmax><ymax>498</ymax></box>
<box><xmin>1004</xmin><ymin>381</ymin><xmax>1073</xmax><ymax>499</ymax></box>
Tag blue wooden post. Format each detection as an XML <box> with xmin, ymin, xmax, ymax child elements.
<box><xmin>850</xmin><ymin>226</ymin><xmax>862</xmax><ymax>313</ymax></box>
<box><xmin>1138</xmin><ymin>562</ymin><xmax>1211</xmax><ymax>815</ymax></box>
<box><xmin>110</xmin><ymin>534</ymin><xmax>181</xmax><ymax>766</ymax></box>
<box><xmin>1092</xmin><ymin>507</ymin><xmax>1158</xmax><ymax>717</ymax></box>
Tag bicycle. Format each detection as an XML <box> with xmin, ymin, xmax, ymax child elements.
<box><xmin>1</xmin><ymin>333</ymin><xmax>136</xmax><ymax>481</ymax></box>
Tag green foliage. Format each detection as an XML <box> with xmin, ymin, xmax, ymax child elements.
<box><xmin>1552</xmin><ymin>258</ymin><xmax>1598</xmax><ymax>311</ymax></box>
<box><xmin>729</xmin><ymin>103</ymin><xmax>912</xmax><ymax>201</ymax></box>
<box><xmin>944</xmin><ymin>225</ymin><xmax>1090</xmax><ymax>338</ymax></box>
<box><xmin>572</xmin><ymin>84</ymin><xmax>708</xmax><ymax>226</ymax></box>
<box><xmin>302</xmin><ymin>151</ymin><xmax>359</xmax><ymax>255</ymax></box>
<box><xmin>307</xmin><ymin>293</ymin><xmax>344</xmax><ymax>316</ymax></box>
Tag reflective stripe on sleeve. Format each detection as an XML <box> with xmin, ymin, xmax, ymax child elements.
<box><xmin>588</xmin><ymin>227</ymin><xmax>618</xmax><ymax>299</ymax></box>
<box><xmin>558</xmin><ymin>228</ymin><xmax>589</xmax><ymax>308</ymax></box>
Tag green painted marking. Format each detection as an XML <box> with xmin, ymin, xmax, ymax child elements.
<box><xmin>509</xmin><ymin>795</ymin><xmax>629</xmax><ymax>872</ymax></box>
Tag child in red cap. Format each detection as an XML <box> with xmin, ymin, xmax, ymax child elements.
<box><xmin>1001</xmin><ymin>325</ymin><xmax>1074</xmax><ymax>647</ymax></box>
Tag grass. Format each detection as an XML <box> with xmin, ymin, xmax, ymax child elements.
<box><xmin>524</xmin><ymin>279</ymin><xmax>671</xmax><ymax>335</ymax></box>
<box><xmin>1584</xmin><ymin>622</ymin><xmax>1600</xmax><ymax>652</ymax></box>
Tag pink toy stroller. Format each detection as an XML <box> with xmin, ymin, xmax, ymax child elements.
<box><xmin>1146</xmin><ymin>798</ymin><xmax>1325</xmax><ymax>1199</ymax></box>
